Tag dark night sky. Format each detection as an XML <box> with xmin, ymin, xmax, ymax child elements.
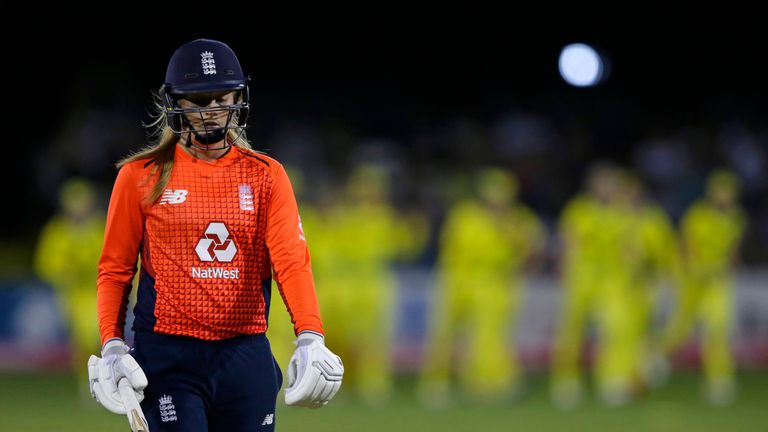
<box><xmin>12</xmin><ymin>5</ymin><xmax>767</xmax><ymax>125</ymax></box>
<box><xmin>4</xmin><ymin>3</ymin><xmax>768</xmax><ymax>238</ymax></box>
<box><xmin>15</xmin><ymin>4</ymin><xmax>767</xmax><ymax>111</ymax></box>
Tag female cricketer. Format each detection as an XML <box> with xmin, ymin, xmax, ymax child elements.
<box><xmin>87</xmin><ymin>38</ymin><xmax>344</xmax><ymax>431</ymax></box>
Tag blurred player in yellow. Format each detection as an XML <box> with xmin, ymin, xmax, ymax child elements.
<box><xmin>322</xmin><ymin>163</ymin><xmax>425</xmax><ymax>405</ymax></box>
<box><xmin>622</xmin><ymin>174</ymin><xmax>682</xmax><ymax>390</ymax></box>
<box><xmin>662</xmin><ymin>169</ymin><xmax>746</xmax><ymax>404</ymax></box>
<box><xmin>551</xmin><ymin>164</ymin><xmax>641</xmax><ymax>406</ymax></box>
<box><xmin>419</xmin><ymin>167</ymin><xmax>545</xmax><ymax>406</ymax></box>
<box><xmin>34</xmin><ymin>177</ymin><xmax>105</xmax><ymax>398</ymax></box>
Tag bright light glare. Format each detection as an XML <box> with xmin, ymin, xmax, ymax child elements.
<box><xmin>559</xmin><ymin>43</ymin><xmax>604</xmax><ymax>87</ymax></box>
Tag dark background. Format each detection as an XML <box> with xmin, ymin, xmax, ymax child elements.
<box><xmin>4</xmin><ymin>3</ymin><xmax>768</xmax><ymax>263</ymax></box>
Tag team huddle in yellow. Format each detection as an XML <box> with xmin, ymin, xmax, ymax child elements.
<box><xmin>552</xmin><ymin>166</ymin><xmax>744</xmax><ymax>407</ymax></box>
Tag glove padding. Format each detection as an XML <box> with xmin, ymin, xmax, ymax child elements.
<box><xmin>284</xmin><ymin>331</ymin><xmax>344</xmax><ymax>408</ymax></box>
<box><xmin>87</xmin><ymin>338</ymin><xmax>148</xmax><ymax>415</ymax></box>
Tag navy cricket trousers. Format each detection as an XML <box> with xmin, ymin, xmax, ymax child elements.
<box><xmin>132</xmin><ymin>331</ymin><xmax>283</xmax><ymax>431</ymax></box>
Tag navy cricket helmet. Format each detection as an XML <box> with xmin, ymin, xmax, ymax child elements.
<box><xmin>162</xmin><ymin>39</ymin><xmax>250</xmax><ymax>146</ymax></box>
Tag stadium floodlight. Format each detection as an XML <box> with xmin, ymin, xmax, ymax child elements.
<box><xmin>558</xmin><ymin>43</ymin><xmax>605</xmax><ymax>87</ymax></box>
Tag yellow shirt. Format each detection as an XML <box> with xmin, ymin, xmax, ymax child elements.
<box><xmin>681</xmin><ymin>201</ymin><xmax>745</xmax><ymax>278</ymax></box>
<box><xmin>439</xmin><ymin>199</ymin><xmax>545</xmax><ymax>276</ymax></box>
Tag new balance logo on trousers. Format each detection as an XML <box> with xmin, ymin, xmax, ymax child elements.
<box><xmin>262</xmin><ymin>413</ymin><xmax>274</xmax><ymax>425</ymax></box>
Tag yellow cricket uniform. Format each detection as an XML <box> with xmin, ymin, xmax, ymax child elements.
<box><xmin>627</xmin><ymin>203</ymin><xmax>681</xmax><ymax>386</ymax></box>
<box><xmin>663</xmin><ymin>200</ymin><xmax>745</xmax><ymax>389</ymax></box>
<box><xmin>323</xmin><ymin>200</ymin><xmax>421</xmax><ymax>405</ymax></box>
<box><xmin>551</xmin><ymin>196</ymin><xmax>601</xmax><ymax>390</ymax></box>
<box><xmin>35</xmin><ymin>212</ymin><xmax>105</xmax><ymax>396</ymax></box>
<box><xmin>552</xmin><ymin>195</ymin><xmax>638</xmax><ymax>403</ymax></box>
<box><xmin>421</xmin><ymin>199</ymin><xmax>544</xmax><ymax>401</ymax></box>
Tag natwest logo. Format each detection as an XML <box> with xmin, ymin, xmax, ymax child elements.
<box><xmin>195</xmin><ymin>222</ymin><xmax>237</xmax><ymax>262</ymax></box>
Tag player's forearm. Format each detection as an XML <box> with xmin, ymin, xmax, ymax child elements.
<box><xmin>97</xmin><ymin>280</ymin><xmax>132</xmax><ymax>345</ymax></box>
<box><xmin>277</xmin><ymin>272</ymin><xmax>324</xmax><ymax>335</ymax></box>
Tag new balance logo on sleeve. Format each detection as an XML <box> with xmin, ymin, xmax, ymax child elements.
<box><xmin>160</xmin><ymin>189</ymin><xmax>188</xmax><ymax>205</ymax></box>
<box><xmin>298</xmin><ymin>215</ymin><xmax>306</xmax><ymax>241</ymax></box>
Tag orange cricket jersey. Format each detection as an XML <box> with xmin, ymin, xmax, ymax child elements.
<box><xmin>97</xmin><ymin>144</ymin><xmax>323</xmax><ymax>345</ymax></box>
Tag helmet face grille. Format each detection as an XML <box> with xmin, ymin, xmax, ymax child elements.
<box><xmin>164</xmin><ymin>39</ymin><xmax>246</xmax><ymax>95</ymax></box>
<box><xmin>163</xmin><ymin>88</ymin><xmax>250</xmax><ymax>136</ymax></box>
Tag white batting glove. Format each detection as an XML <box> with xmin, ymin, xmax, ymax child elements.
<box><xmin>87</xmin><ymin>338</ymin><xmax>148</xmax><ymax>415</ymax></box>
<box><xmin>284</xmin><ymin>331</ymin><xmax>344</xmax><ymax>408</ymax></box>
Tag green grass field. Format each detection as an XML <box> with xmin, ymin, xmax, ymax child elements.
<box><xmin>2</xmin><ymin>371</ymin><xmax>766</xmax><ymax>431</ymax></box>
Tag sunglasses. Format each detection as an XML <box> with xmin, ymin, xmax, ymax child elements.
<box><xmin>181</xmin><ymin>91</ymin><xmax>235</xmax><ymax>107</ymax></box>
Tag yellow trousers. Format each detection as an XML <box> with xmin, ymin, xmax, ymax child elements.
<box><xmin>626</xmin><ymin>281</ymin><xmax>660</xmax><ymax>386</ymax></box>
<box><xmin>324</xmin><ymin>274</ymin><xmax>395</xmax><ymax>405</ymax></box>
<box><xmin>663</xmin><ymin>277</ymin><xmax>734</xmax><ymax>386</ymax></box>
<box><xmin>552</xmin><ymin>272</ymin><xmax>636</xmax><ymax>402</ymax></box>
<box><xmin>60</xmin><ymin>289</ymin><xmax>100</xmax><ymax>397</ymax></box>
<box><xmin>421</xmin><ymin>272</ymin><xmax>522</xmax><ymax>401</ymax></box>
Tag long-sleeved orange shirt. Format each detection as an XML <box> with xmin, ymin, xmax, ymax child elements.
<box><xmin>97</xmin><ymin>144</ymin><xmax>323</xmax><ymax>345</ymax></box>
